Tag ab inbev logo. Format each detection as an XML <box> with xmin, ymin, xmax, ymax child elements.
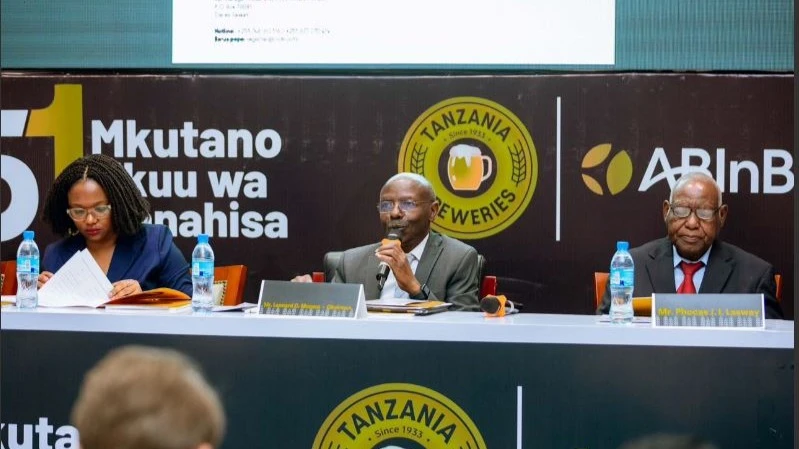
<box><xmin>1</xmin><ymin>84</ymin><xmax>84</xmax><ymax>240</ymax></box>
<box><xmin>580</xmin><ymin>143</ymin><xmax>633</xmax><ymax>195</ymax></box>
<box><xmin>581</xmin><ymin>144</ymin><xmax>793</xmax><ymax>195</ymax></box>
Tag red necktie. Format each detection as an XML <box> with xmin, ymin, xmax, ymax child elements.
<box><xmin>677</xmin><ymin>261</ymin><xmax>704</xmax><ymax>294</ymax></box>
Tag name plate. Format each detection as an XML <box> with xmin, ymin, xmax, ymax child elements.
<box><xmin>652</xmin><ymin>293</ymin><xmax>765</xmax><ymax>329</ymax></box>
<box><xmin>257</xmin><ymin>280</ymin><xmax>367</xmax><ymax>318</ymax></box>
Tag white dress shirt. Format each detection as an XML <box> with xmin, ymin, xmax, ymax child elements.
<box><xmin>672</xmin><ymin>245</ymin><xmax>712</xmax><ymax>291</ymax></box>
<box><xmin>379</xmin><ymin>233</ymin><xmax>429</xmax><ymax>299</ymax></box>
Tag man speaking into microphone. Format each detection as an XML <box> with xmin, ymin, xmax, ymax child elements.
<box><xmin>293</xmin><ymin>173</ymin><xmax>480</xmax><ymax>311</ymax></box>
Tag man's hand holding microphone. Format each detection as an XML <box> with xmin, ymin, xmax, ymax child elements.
<box><xmin>375</xmin><ymin>229</ymin><xmax>421</xmax><ymax>296</ymax></box>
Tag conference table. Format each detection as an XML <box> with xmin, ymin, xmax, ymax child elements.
<box><xmin>1</xmin><ymin>307</ymin><xmax>793</xmax><ymax>449</ymax></box>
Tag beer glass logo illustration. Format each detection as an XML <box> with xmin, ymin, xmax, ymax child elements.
<box><xmin>448</xmin><ymin>144</ymin><xmax>493</xmax><ymax>191</ymax></box>
<box><xmin>399</xmin><ymin>96</ymin><xmax>538</xmax><ymax>240</ymax></box>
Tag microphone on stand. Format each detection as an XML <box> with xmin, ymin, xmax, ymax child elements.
<box><xmin>376</xmin><ymin>231</ymin><xmax>401</xmax><ymax>290</ymax></box>
<box><xmin>481</xmin><ymin>295</ymin><xmax>520</xmax><ymax>317</ymax></box>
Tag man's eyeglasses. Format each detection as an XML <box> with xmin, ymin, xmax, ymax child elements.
<box><xmin>668</xmin><ymin>204</ymin><xmax>720</xmax><ymax>221</ymax></box>
<box><xmin>377</xmin><ymin>200</ymin><xmax>430</xmax><ymax>214</ymax></box>
<box><xmin>66</xmin><ymin>205</ymin><xmax>112</xmax><ymax>221</ymax></box>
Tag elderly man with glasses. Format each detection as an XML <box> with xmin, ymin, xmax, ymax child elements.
<box><xmin>293</xmin><ymin>172</ymin><xmax>480</xmax><ymax>310</ymax></box>
<box><xmin>597</xmin><ymin>171</ymin><xmax>783</xmax><ymax>318</ymax></box>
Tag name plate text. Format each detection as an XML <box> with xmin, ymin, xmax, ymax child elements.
<box><xmin>652</xmin><ymin>293</ymin><xmax>765</xmax><ymax>329</ymax></box>
<box><xmin>257</xmin><ymin>280</ymin><xmax>366</xmax><ymax>318</ymax></box>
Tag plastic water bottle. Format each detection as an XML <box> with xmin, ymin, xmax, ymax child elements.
<box><xmin>16</xmin><ymin>230</ymin><xmax>40</xmax><ymax>309</ymax></box>
<box><xmin>609</xmin><ymin>241</ymin><xmax>635</xmax><ymax>324</ymax></box>
<box><xmin>191</xmin><ymin>234</ymin><xmax>215</xmax><ymax>313</ymax></box>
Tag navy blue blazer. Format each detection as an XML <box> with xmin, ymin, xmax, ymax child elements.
<box><xmin>42</xmin><ymin>224</ymin><xmax>193</xmax><ymax>297</ymax></box>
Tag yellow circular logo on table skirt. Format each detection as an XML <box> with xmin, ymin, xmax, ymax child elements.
<box><xmin>312</xmin><ymin>383</ymin><xmax>486</xmax><ymax>449</ymax></box>
<box><xmin>399</xmin><ymin>97</ymin><xmax>538</xmax><ymax>239</ymax></box>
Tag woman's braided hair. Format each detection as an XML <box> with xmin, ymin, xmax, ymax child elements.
<box><xmin>42</xmin><ymin>154</ymin><xmax>151</xmax><ymax>237</ymax></box>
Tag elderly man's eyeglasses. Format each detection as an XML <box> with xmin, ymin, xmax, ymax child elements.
<box><xmin>668</xmin><ymin>204</ymin><xmax>720</xmax><ymax>221</ymax></box>
<box><xmin>377</xmin><ymin>200</ymin><xmax>430</xmax><ymax>214</ymax></box>
<box><xmin>66</xmin><ymin>205</ymin><xmax>112</xmax><ymax>221</ymax></box>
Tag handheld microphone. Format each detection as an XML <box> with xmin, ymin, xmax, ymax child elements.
<box><xmin>376</xmin><ymin>231</ymin><xmax>401</xmax><ymax>290</ymax></box>
<box><xmin>481</xmin><ymin>295</ymin><xmax>519</xmax><ymax>317</ymax></box>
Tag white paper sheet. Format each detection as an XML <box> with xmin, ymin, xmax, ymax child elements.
<box><xmin>213</xmin><ymin>302</ymin><xmax>258</xmax><ymax>312</ymax></box>
<box><xmin>38</xmin><ymin>250</ymin><xmax>113</xmax><ymax>308</ymax></box>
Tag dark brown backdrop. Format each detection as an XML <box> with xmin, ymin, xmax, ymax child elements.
<box><xmin>1</xmin><ymin>73</ymin><xmax>793</xmax><ymax>317</ymax></box>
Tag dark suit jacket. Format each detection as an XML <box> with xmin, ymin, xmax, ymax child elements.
<box><xmin>597</xmin><ymin>237</ymin><xmax>783</xmax><ymax>319</ymax></box>
<box><xmin>42</xmin><ymin>224</ymin><xmax>193</xmax><ymax>297</ymax></box>
<box><xmin>331</xmin><ymin>231</ymin><xmax>480</xmax><ymax>310</ymax></box>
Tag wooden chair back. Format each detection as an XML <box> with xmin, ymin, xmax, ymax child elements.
<box><xmin>214</xmin><ymin>265</ymin><xmax>248</xmax><ymax>305</ymax></box>
<box><xmin>1</xmin><ymin>260</ymin><xmax>18</xmax><ymax>295</ymax></box>
<box><xmin>593</xmin><ymin>272</ymin><xmax>609</xmax><ymax>310</ymax></box>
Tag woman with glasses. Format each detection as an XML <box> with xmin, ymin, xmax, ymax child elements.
<box><xmin>37</xmin><ymin>154</ymin><xmax>192</xmax><ymax>298</ymax></box>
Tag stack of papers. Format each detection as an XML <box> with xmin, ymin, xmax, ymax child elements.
<box><xmin>29</xmin><ymin>249</ymin><xmax>256</xmax><ymax>313</ymax></box>
<box><xmin>37</xmin><ymin>249</ymin><xmax>193</xmax><ymax>312</ymax></box>
<box><xmin>366</xmin><ymin>298</ymin><xmax>452</xmax><ymax>315</ymax></box>
<box><xmin>104</xmin><ymin>288</ymin><xmax>192</xmax><ymax>313</ymax></box>
<box><xmin>38</xmin><ymin>249</ymin><xmax>113</xmax><ymax>308</ymax></box>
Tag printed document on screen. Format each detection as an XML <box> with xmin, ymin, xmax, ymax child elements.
<box><xmin>173</xmin><ymin>0</ymin><xmax>615</xmax><ymax>65</ymax></box>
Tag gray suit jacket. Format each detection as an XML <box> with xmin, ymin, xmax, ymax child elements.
<box><xmin>331</xmin><ymin>231</ymin><xmax>480</xmax><ymax>310</ymax></box>
<box><xmin>598</xmin><ymin>237</ymin><xmax>783</xmax><ymax>319</ymax></box>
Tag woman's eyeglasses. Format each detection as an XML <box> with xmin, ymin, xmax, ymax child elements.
<box><xmin>66</xmin><ymin>205</ymin><xmax>112</xmax><ymax>221</ymax></box>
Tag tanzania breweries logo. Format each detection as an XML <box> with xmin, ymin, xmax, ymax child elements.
<box><xmin>313</xmin><ymin>383</ymin><xmax>486</xmax><ymax>449</ymax></box>
<box><xmin>1</xmin><ymin>84</ymin><xmax>84</xmax><ymax>241</ymax></box>
<box><xmin>580</xmin><ymin>143</ymin><xmax>633</xmax><ymax>195</ymax></box>
<box><xmin>399</xmin><ymin>97</ymin><xmax>537</xmax><ymax>240</ymax></box>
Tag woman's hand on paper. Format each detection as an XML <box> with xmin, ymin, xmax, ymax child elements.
<box><xmin>109</xmin><ymin>279</ymin><xmax>143</xmax><ymax>299</ymax></box>
<box><xmin>37</xmin><ymin>271</ymin><xmax>54</xmax><ymax>289</ymax></box>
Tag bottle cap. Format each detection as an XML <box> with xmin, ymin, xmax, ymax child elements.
<box><xmin>23</xmin><ymin>230</ymin><xmax>34</xmax><ymax>240</ymax></box>
<box><xmin>616</xmin><ymin>241</ymin><xmax>629</xmax><ymax>251</ymax></box>
<box><xmin>198</xmin><ymin>234</ymin><xmax>209</xmax><ymax>244</ymax></box>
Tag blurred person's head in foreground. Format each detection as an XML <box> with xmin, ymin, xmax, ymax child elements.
<box><xmin>71</xmin><ymin>345</ymin><xmax>225</xmax><ymax>449</ymax></box>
